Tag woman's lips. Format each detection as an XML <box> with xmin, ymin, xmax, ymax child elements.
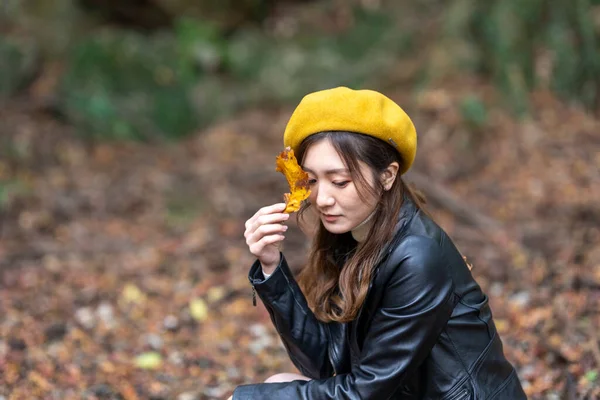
<box><xmin>322</xmin><ymin>214</ymin><xmax>340</xmax><ymax>222</ymax></box>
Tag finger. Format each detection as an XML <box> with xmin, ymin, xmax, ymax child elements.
<box><xmin>245</xmin><ymin>204</ymin><xmax>288</xmax><ymax>237</ymax></box>
<box><xmin>248</xmin><ymin>203</ymin><xmax>287</xmax><ymax>226</ymax></box>
<box><xmin>246</xmin><ymin>213</ymin><xmax>289</xmax><ymax>238</ymax></box>
<box><xmin>249</xmin><ymin>234</ymin><xmax>285</xmax><ymax>256</ymax></box>
<box><xmin>247</xmin><ymin>223</ymin><xmax>288</xmax><ymax>244</ymax></box>
<box><xmin>246</xmin><ymin>224</ymin><xmax>285</xmax><ymax>247</ymax></box>
<box><xmin>245</xmin><ymin>213</ymin><xmax>288</xmax><ymax>239</ymax></box>
<box><xmin>255</xmin><ymin>212</ymin><xmax>289</xmax><ymax>229</ymax></box>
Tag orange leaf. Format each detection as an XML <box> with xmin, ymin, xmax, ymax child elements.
<box><xmin>275</xmin><ymin>147</ymin><xmax>311</xmax><ymax>213</ymax></box>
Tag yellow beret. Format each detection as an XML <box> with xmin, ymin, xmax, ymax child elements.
<box><xmin>283</xmin><ymin>86</ymin><xmax>417</xmax><ymax>174</ymax></box>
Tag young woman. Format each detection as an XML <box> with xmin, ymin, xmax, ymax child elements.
<box><xmin>231</xmin><ymin>87</ymin><xmax>526</xmax><ymax>399</ymax></box>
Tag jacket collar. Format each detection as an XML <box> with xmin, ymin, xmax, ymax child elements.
<box><xmin>380</xmin><ymin>192</ymin><xmax>419</xmax><ymax>258</ymax></box>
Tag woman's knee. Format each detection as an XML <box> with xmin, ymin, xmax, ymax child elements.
<box><xmin>264</xmin><ymin>373</ymin><xmax>311</xmax><ymax>383</ymax></box>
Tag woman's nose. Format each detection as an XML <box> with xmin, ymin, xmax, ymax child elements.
<box><xmin>315</xmin><ymin>185</ymin><xmax>335</xmax><ymax>208</ymax></box>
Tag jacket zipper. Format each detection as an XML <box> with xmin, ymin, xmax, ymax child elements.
<box><xmin>252</xmin><ymin>285</ymin><xmax>256</xmax><ymax>306</ymax></box>
<box><xmin>354</xmin><ymin>240</ymin><xmax>399</xmax><ymax>325</ymax></box>
<box><xmin>353</xmin><ymin>237</ymin><xmax>402</xmax><ymax>332</ymax></box>
<box><xmin>354</xmin><ymin>266</ymin><xmax>379</xmax><ymax>332</ymax></box>
<box><xmin>328</xmin><ymin>347</ymin><xmax>337</xmax><ymax>377</ymax></box>
<box><xmin>450</xmin><ymin>389</ymin><xmax>469</xmax><ymax>400</ymax></box>
<box><xmin>326</xmin><ymin>325</ymin><xmax>337</xmax><ymax>376</ymax></box>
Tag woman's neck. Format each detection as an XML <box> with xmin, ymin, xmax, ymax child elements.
<box><xmin>351</xmin><ymin>210</ymin><xmax>377</xmax><ymax>242</ymax></box>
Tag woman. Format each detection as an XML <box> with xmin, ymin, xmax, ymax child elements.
<box><xmin>231</xmin><ymin>87</ymin><xmax>527</xmax><ymax>399</ymax></box>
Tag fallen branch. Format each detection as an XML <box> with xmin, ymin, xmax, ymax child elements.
<box><xmin>405</xmin><ymin>169</ymin><xmax>500</xmax><ymax>231</ymax></box>
<box><xmin>405</xmin><ymin>169</ymin><xmax>529</xmax><ymax>260</ymax></box>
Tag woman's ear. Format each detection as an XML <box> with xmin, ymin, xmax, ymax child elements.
<box><xmin>381</xmin><ymin>162</ymin><xmax>399</xmax><ymax>191</ymax></box>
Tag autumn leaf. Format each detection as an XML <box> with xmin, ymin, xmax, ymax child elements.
<box><xmin>275</xmin><ymin>147</ymin><xmax>311</xmax><ymax>213</ymax></box>
<box><xmin>189</xmin><ymin>297</ymin><xmax>208</xmax><ymax>321</ymax></box>
<box><xmin>121</xmin><ymin>283</ymin><xmax>146</xmax><ymax>304</ymax></box>
<box><xmin>134</xmin><ymin>352</ymin><xmax>163</xmax><ymax>369</ymax></box>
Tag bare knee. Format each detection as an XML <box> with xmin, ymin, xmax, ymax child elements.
<box><xmin>265</xmin><ymin>373</ymin><xmax>311</xmax><ymax>383</ymax></box>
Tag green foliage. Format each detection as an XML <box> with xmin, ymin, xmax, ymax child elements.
<box><xmin>0</xmin><ymin>37</ymin><xmax>38</xmax><ymax>99</ymax></box>
<box><xmin>154</xmin><ymin>0</ymin><xmax>276</xmax><ymax>30</ymax></box>
<box><xmin>56</xmin><ymin>6</ymin><xmax>411</xmax><ymax>141</ymax></box>
<box><xmin>0</xmin><ymin>182</ymin><xmax>11</xmax><ymax>210</ymax></box>
<box><xmin>438</xmin><ymin>0</ymin><xmax>600</xmax><ymax>115</ymax></box>
<box><xmin>59</xmin><ymin>29</ymin><xmax>200</xmax><ymax>140</ymax></box>
<box><xmin>466</xmin><ymin>1</ymin><xmax>540</xmax><ymax>115</ymax></box>
<box><xmin>460</xmin><ymin>95</ymin><xmax>488</xmax><ymax>129</ymax></box>
<box><xmin>1</xmin><ymin>0</ymin><xmax>87</xmax><ymax>57</ymax></box>
<box><xmin>174</xmin><ymin>17</ymin><xmax>227</xmax><ymax>73</ymax></box>
<box><xmin>224</xmin><ymin>7</ymin><xmax>410</xmax><ymax>103</ymax></box>
<box><xmin>585</xmin><ymin>369</ymin><xmax>598</xmax><ymax>383</ymax></box>
<box><xmin>0</xmin><ymin>179</ymin><xmax>30</xmax><ymax>211</ymax></box>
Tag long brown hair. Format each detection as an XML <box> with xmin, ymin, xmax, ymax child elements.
<box><xmin>296</xmin><ymin>131</ymin><xmax>426</xmax><ymax>323</ymax></box>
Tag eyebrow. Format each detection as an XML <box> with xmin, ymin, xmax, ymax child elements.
<box><xmin>303</xmin><ymin>167</ymin><xmax>350</xmax><ymax>176</ymax></box>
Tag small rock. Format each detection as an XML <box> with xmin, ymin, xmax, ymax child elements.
<box><xmin>47</xmin><ymin>342</ymin><xmax>66</xmax><ymax>358</ymax></box>
<box><xmin>75</xmin><ymin>307</ymin><xmax>96</xmax><ymax>329</ymax></box>
<box><xmin>168</xmin><ymin>351</ymin><xmax>184</xmax><ymax>366</ymax></box>
<box><xmin>519</xmin><ymin>364</ymin><xmax>536</xmax><ymax>378</ymax></box>
<box><xmin>195</xmin><ymin>357</ymin><xmax>214</xmax><ymax>369</ymax></box>
<box><xmin>489</xmin><ymin>282</ymin><xmax>504</xmax><ymax>297</ymax></box>
<box><xmin>86</xmin><ymin>383</ymin><xmax>116</xmax><ymax>397</ymax></box>
<box><xmin>96</xmin><ymin>302</ymin><xmax>116</xmax><ymax>329</ymax></box>
<box><xmin>177</xmin><ymin>391</ymin><xmax>201</xmax><ymax>400</ymax></box>
<box><xmin>218</xmin><ymin>340</ymin><xmax>233</xmax><ymax>353</ymax></box>
<box><xmin>249</xmin><ymin>323</ymin><xmax>267</xmax><ymax>337</ymax></box>
<box><xmin>509</xmin><ymin>291</ymin><xmax>531</xmax><ymax>308</ymax></box>
<box><xmin>163</xmin><ymin>315</ymin><xmax>179</xmax><ymax>331</ymax></box>
<box><xmin>45</xmin><ymin>322</ymin><xmax>68</xmax><ymax>343</ymax></box>
<box><xmin>143</xmin><ymin>333</ymin><xmax>163</xmax><ymax>350</ymax></box>
<box><xmin>227</xmin><ymin>367</ymin><xmax>241</xmax><ymax>380</ymax></box>
<box><xmin>248</xmin><ymin>336</ymin><xmax>273</xmax><ymax>355</ymax></box>
<box><xmin>203</xmin><ymin>386</ymin><xmax>228</xmax><ymax>398</ymax></box>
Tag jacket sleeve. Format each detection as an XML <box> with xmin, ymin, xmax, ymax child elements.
<box><xmin>248</xmin><ymin>253</ymin><xmax>333</xmax><ymax>380</ymax></box>
<box><xmin>233</xmin><ymin>236</ymin><xmax>455</xmax><ymax>400</ymax></box>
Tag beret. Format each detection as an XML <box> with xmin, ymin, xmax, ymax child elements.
<box><xmin>283</xmin><ymin>86</ymin><xmax>417</xmax><ymax>174</ymax></box>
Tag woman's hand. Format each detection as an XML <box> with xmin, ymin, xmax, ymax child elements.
<box><xmin>244</xmin><ymin>203</ymin><xmax>289</xmax><ymax>275</ymax></box>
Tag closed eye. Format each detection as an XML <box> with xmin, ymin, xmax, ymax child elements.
<box><xmin>333</xmin><ymin>181</ymin><xmax>350</xmax><ymax>188</ymax></box>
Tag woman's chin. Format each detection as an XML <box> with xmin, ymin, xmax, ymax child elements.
<box><xmin>322</xmin><ymin>221</ymin><xmax>350</xmax><ymax>235</ymax></box>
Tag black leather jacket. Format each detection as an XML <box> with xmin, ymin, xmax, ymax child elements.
<box><xmin>234</xmin><ymin>198</ymin><xmax>527</xmax><ymax>399</ymax></box>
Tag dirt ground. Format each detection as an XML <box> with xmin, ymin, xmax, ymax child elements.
<box><xmin>1</xmin><ymin>84</ymin><xmax>599</xmax><ymax>399</ymax></box>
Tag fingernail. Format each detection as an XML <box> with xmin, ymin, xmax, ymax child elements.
<box><xmin>283</xmin><ymin>226</ymin><xmax>288</xmax><ymax>231</ymax></box>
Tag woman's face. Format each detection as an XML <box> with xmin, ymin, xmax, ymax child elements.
<box><xmin>302</xmin><ymin>138</ymin><xmax>378</xmax><ymax>235</ymax></box>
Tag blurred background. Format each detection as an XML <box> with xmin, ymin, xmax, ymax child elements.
<box><xmin>1</xmin><ymin>0</ymin><xmax>599</xmax><ymax>399</ymax></box>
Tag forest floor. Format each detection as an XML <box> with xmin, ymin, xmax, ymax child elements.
<box><xmin>1</xmin><ymin>83</ymin><xmax>599</xmax><ymax>399</ymax></box>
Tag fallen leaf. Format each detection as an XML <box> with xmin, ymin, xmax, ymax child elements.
<box><xmin>275</xmin><ymin>147</ymin><xmax>311</xmax><ymax>213</ymax></box>
<box><xmin>190</xmin><ymin>297</ymin><xmax>208</xmax><ymax>321</ymax></box>
<box><xmin>121</xmin><ymin>284</ymin><xmax>146</xmax><ymax>305</ymax></box>
<box><xmin>207</xmin><ymin>286</ymin><xmax>226</xmax><ymax>303</ymax></box>
<box><xmin>134</xmin><ymin>352</ymin><xmax>162</xmax><ymax>370</ymax></box>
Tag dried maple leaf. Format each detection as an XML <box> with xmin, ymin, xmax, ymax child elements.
<box><xmin>275</xmin><ymin>146</ymin><xmax>311</xmax><ymax>213</ymax></box>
